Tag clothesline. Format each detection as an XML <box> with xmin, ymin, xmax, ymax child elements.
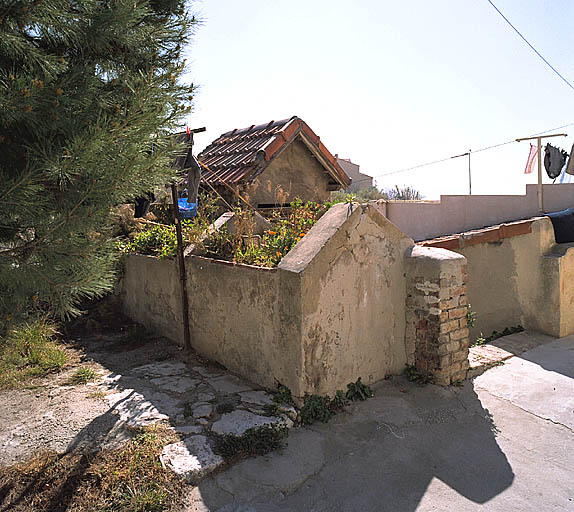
<box><xmin>376</xmin><ymin>122</ymin><xmax>574</xmax><ymax>178</ymax></box>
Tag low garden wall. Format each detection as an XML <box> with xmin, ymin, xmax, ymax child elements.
<box><xmin>119</xmin><ymin>203</ymin><xmax>472</xmax><ymax>396</ymax></box>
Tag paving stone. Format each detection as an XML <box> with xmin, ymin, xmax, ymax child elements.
<box><xmin>211</xmin><ymin>410</ymin><xmax>286</xmax><ymax>437</ymax></box>
<box><xmin>160</xmin><ymin>436</ymin><xmax>223</xmax><ymax>482</ymax></box>
<box><xmin>174</xmin><ymin>425</ymin><xmax>204</xmax><ymax>436</ymax></box>
<box><xmin>193</xmin><ymin>403</ymin><xmax>213</xmax><ymax>419</ymax></box>
<box><xmin>208</xmin><ymin>375</ymin><xmax>253</xmax><ymax>395</ymax></box>
<box><xmin>149</xmin><ymin>375</ymin><xmax>199</xmax><ymax>393</ymax></box>
<box><xmin>131</xmin><ymin>361</ymin><xmax>188</xmax><ymax>377</ymax></box>
<box><xmin>193</xmin><ymin>366</ymin><xmax>223</xmax><ymax>379</ymax></box>
<box><xmin>106</xmin><ymin>389</ymin><xmax>169</xmax><ymax>427</ymax></box>
<box><xmin>195</xmin><ymin>392</ymin><xmax>216</xmax><ymax>403</ymax></box>
<box><xmin>239</xmin><ymin>390</ymin><xmax>275</xmax><ymax>407</ymax></box>
<box><xmin>278</xmin><ymin>405</ymin><xmax>298</xmax><ymax>421</ymax></box>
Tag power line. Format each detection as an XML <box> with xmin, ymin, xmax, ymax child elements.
<box><xmin>485</xmin><ymin>0</ymin><xmax>574</xmax><ymax>94</ymax></box>
<box><xmin>376</xmin><ymin>122</ymin><xmax>574</xmax><ymax>178</ymax></box>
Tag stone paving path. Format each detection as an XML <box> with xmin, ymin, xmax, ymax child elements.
<box><xmin>0</xmin><ymin>330</ymin><xmax>295</xmax><ymax>483</ymax></box>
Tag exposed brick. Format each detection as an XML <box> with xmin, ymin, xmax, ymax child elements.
<box><xmin>438</xmin><ymin>334</ymin><xmax>450</xmax><ymax>344</ymax></box>
<box><xmin>440</xmin><ymin>320</ymin><xmax>459</xmax><ymax>334</ymax></box>
<box><xmin>439</xmin><ymin>354</ymin><xmax>452</xmax><ymax>367</ymax></box>
<box><xmin>439</xmin><ymin>298</ymin><xmax>457</xmax><ymax>310</ymax></box>
<box><xmin>439</xmin><ymin>311</ymin><xmax>449</xmax><ymax>322</ymax></box>
<box><xmin>450</xmin><ymin>286</ymin><xmax>466</xmax><ymax>297</ymax></box>
<box><xmin>451</xmin><ymin>369</ymin><xmax>468</xmax><ymax>382</ymax></box>
<box><xmin>451</xmin><ymin>328</ymin><xmax>470</xmax><ymax>340</ymax></box>
<box><xmin>458</xmin><ymin>317</ymin><xmax>468</xmax><ymax>329</ymax></box>
<box><xmin>448</xmin><ymin>307</ymin><xmax>466</xmax><ymax>320</ymax></box>
<box><xmin>424</xmin><ymin>295</ymin><xmax>440</xmax><ymax>304</ymax></box>
<box><xmin>452</xmin><ymin>350</ymin><xmax>469</xmax><ymax>362</ymax></box>
<box><xmin>415</xmin><ymin>281</ymin><xmax>440</xmax><ymax>293</ymax></box>
<box><xmin>458</xmin><ymin>295</ymin><xmax>468</xmax><ymax>306</ymax></box>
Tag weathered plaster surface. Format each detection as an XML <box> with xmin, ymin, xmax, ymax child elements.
<box><xmin>247</xmin><ymin>139</ymin><xmax>332</xmax><ymax>206</ymax></box>
<box><xmin>282</xmin><ymin>204</ymin><xmax>414</xmax><ymax>395</ymax></box>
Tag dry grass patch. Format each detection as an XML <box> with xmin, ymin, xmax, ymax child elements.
<box><xmin>0</xmin><ymin>424</ymin><xmax>186</xmax><ymax>512</ymax></box>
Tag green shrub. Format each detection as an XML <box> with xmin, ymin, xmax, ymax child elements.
<box><xmin>345</xmin><ymin>377</ymin><xmax>373</xmax><ymax>401</ymax></box>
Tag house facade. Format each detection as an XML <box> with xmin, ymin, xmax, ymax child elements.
<box><xmin>198</xmin><ymin>117</ymin><xmax>351</xmax><ymax>207</ymax></box>
<box><xmin>336</xmin><ymin>157</ymin><xmax>374</xmax><ymax>192</ymax></box>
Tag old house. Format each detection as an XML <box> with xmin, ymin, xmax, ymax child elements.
<box><xmin>336</xmin><ymin>157</ymin><xmax>374</xmax><ymax>192</ymax></box>
<box><xmin>197</xmin><ymin>117</ymin><xmax>351</xmax><ymax>207</ymax></box>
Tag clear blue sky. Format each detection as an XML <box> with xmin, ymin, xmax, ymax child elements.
<box><xmin>183</xmin><ymin>0</ymin><xmax>574</xmax><ymax>199</ymax></box>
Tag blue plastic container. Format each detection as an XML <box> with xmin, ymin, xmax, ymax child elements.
<box><xmin>178</xmin><ymin>198</ymin><xmax>198</xmax><ymax>219</ymax></box>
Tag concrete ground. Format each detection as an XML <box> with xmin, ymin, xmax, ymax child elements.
<box><xmin>187</xmin><ymin>335</ymin><xmax>574</xmax><ymax>511</ymax></box>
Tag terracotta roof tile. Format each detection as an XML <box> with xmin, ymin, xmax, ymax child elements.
<box><xmin>197</xmin><ymin>116</ymin><xmax>351</xmax><ymax>187</ymax></box>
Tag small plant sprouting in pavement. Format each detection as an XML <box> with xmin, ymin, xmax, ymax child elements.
<box><xmin>69</xmin><ymin>367</ymin><xmax>97</xmax><ymax>385</ymax></box>
<box><xmin>213</xmin><ymin>424</ymin><xmax>288</xmax><ymax>460</ymax></box>
<box><xmin>471</xmin><ymin>325</ymin><xmax>524</xmax><ymax>347</ymax></box>
<box><xmin>299</xmin><ymin>378</ymin><xmax>373</xmax><ymax>426</ymax></box>
<box><xmin>216</xmin><ymin>402</ymin><xmax>234</xmax><ymax>415</ymax></box>
<box><xmin>404</xmin><ymin>364</ymin><xmax>430</xmax><ymax>385</ymax></box>
<box><xmin>466</xmin><ymin>304</ymin><xmax>476</xmax><ymax>329</ymax></box>
<box><xmin>345</xmin><ymin>377</ymin><xmax>374</xmax><ymax>401</ymax></box>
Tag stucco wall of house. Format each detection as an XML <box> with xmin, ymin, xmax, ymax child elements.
<box><xmin>337</xmin><ymin>158</ymin><xmax>373</xmax><ymax>192</ymax></box>
<box><xmin>280</xmin><ymin>203</ymin><xmax>414</xmax><ymax>395</ymax></box>
<box><xmin>247</xmin><ymin>139</ymin><xmax>332</xmax><ymax>206</ymax></box>
<box><xmin>381</xmin><ymin>183</ymin><xmax>574</xmax><ymax>241</ymax></box>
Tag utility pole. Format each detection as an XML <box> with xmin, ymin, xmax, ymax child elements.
<box><xmin>516</xmin><ymin>132</ymin><xmax>567</xmax><ymax>213</ymax></box>
<box><xmin>451</xmin><ymin>150</ymin><xmax>472</xmax><ymax>195</ymax></box>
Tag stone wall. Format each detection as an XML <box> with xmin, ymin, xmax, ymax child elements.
<box><xmin>405</xmin><ymin>246</ymin><xmax>470</xmax><ymax>384</ymax></box>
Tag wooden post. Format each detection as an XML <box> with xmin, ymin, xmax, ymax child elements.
<box><xmin>171</xmin><ymin>183</ymin><xmax>191</xmax><ymax>351</ymax></box>
<box><xmin>516</xmin><ymin>133</ymin><xmax>568</xmax><ymax>214</ymax></box>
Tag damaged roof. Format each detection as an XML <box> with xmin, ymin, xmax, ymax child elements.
<box><xmin>197</xmin><ymin>116</ymin><xmax>351</xmax><ymax>188</ymax></box>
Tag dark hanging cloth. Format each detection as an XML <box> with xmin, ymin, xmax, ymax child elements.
<box><xmin>566</xmin><ymin>142</ymin><xmax>574</xmax><ymax>176</ymax></box>
<box><xmin>544</xmin><ymin>143</ymin><xmax>568</xmax><ymax>179</ymax></box>
<box><xmin>134</xmin><ymin>192</ymin><xmax>155</xmax><ymax>218</ymax></box>
<box><xmin>187</xmin><ymin>155</ymin><xmax>201</xmax><ymax>203</ymax></box>
<box><xmin>547</xmin><ymin>208</ymin><xmax>574</xmax><ymax>244</ymax></box>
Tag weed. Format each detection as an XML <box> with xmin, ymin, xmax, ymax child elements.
<box><xmin>273</xmin><ymin>384</ymin><xmax>293</xmax><ymax>405</ymax></box>
<box><xmin>213</xmin><ymin>424</ymin><xmax>288</xmax><ymax>460</ymax></box>
<box><xmin>300</xmin><ymin>395</ymin><xmax>333</xmax><ymax>425</ymax></box>
<box><xmin>466</xmin><ymin>304</ymin><xmax>476</xmax><ymax>329</ymax></box>
<box><xmin>404</xmin><ymin>364</ymin><xmax>430</xmax><ymax>385</ymax></box>
<box><xmin>87</xmin><ymin>390</ymin><xmax>106</xmax><ymax>399</ymax></box>
<box><xmin>69</xmin><ymin>367</ymin><xmax>97</xmax><ymax>385</ymax></box>
<box><xmin>262</xmin><ymin>403</ymin><xmax>281</xmax><ymax>417</ymax></box>
<box><xmin>345</xmin><ymin>377</ymin><xmax>373</xmax><ymax>401</ymax></box>
<box><xmin>0</xmin><ymin>319</ymin><xmax>66</xmax><ymax>389</ymax></box>
<box><xmin>330</xmin><ymin>390</ymin><xmax>349</xmax><ymax>410</ymax></box>
<box><xmin>216</xmin><ymin>402</ymin><xmax>234</xmax><ymax>415</ymax></box>
<box><xmin>471</xmin><ymin>325</ymin><xmax>524</xmax><ymax>347</ymax></box>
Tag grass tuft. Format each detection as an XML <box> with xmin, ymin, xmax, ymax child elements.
<box><xmin>69</xmin><ymin>367</ymin><xmax>97</xmax><ymax>385</ymax></box>
<box><xmin>0</xmin><ymin>319</ymin><xmax>67</xmax><ymax>389</ymax></box>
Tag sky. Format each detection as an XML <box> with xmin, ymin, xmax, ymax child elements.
<box><xmin>182</xmin><ymin>0</ymin><xmax>574</xmax><ymax>199</ymax></box>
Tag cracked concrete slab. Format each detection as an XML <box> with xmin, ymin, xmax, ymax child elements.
<box><xmin>161</xmin><ymin>436</ymin><xmax>223</xmax><ymax>482</ymax></box>
<box><xmin>211</xmin><ymin>410</ymin><xmax>287</xmax><ymax>436</ymax></box>
<box><xmin>187</xmin><ymin>335</ymin><xmax>574</xmax><ymax>511</ymax></box>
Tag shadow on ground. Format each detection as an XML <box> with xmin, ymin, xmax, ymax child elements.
<box><xmin>191</xmin><ymin>378</ymin><xmax>514</xmax><ymax>512</ymax></box>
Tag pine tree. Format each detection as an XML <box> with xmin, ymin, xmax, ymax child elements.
<box><xmin>0</xmin><ymin>0</ymin><xmax>198</xmax><ymax>331</ymax></box>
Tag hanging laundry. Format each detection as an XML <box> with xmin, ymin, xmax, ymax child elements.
<box><xmin>559</xmin><ymin>164</ymin><xmax>572</xmax><ymax>183</ymax></box>
<box><xmin>524</xmin><ymin>144</ymin><xmax>538</xmax><ymax>174</ymax></box>
<box><xmin>134</xmin><ymin>192</ymin><xmax>155</xmax><ymax>218</ymax></box>
<box><xmin>544</xmin><ymin>143</ymin><xmax>568</xmax><ymax>179</ymax></box>
<box><xmin>565</xmin><ymin>142</ymin><xmax>574</xmax><ymax>176</ymax></box>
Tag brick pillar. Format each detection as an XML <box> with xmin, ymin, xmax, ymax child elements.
<box><xmin>405</xmin><ymin>246</ymin><xmax>470</xmax><ymax>385</ymax></box>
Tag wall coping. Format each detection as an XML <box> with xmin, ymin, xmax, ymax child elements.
<box><xmin>418</xmin><ymin>217</ymin><xmax>545</xmax><ymax>250</ymax></box>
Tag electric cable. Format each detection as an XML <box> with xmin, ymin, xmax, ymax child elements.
<box><xmin>376</xmin><ymin>122</ymin><xmax>574</xmax><ymax>178</ymax></box>
<box><xmin>485</xmin><ymin>0</ymin><xmax>574</xmax><ymax>93</ymax></box>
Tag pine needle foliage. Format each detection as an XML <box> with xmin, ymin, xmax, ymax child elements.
<box><xmin>0</xmin><ymin>0</ymin><xmax>198</xmax><ymax>331</ymax></box>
